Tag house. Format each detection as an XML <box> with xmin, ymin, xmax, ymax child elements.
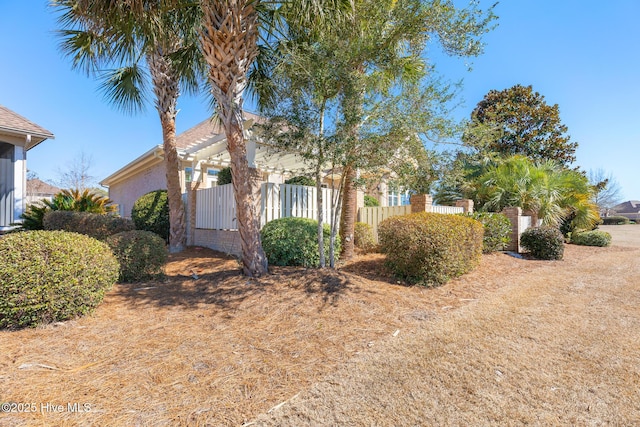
<box><xmin>0</xmin><ymin>105</ymin><xmax>54</xmax><ymax>231</ymax></box>
<box><xmin>611</xmin><ymin>200</ymin><xmax>640</xmax><ymax>221</ymax></box>
<box><xmin>26</xmin><ymin>178</ymin><xmax>61</xmax><ymax>205</ymax></box>
<box><xmin>101</xmin><ymin>112</ymin><xmax>338</xmax><ymax>218</ymax></box>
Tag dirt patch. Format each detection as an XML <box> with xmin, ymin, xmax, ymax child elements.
<box><xmin>2</xmin><ymin>239</ymin><xmax>638</xmax><ymax>426</ymax></box>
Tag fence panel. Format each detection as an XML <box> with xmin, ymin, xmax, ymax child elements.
<box><xmin>195</xmin><ymin>183</ymin><xmax>237</xmax><ymax>230</ymax></box>
<box><xmin>430</xmin><ymin>205</ymin><xmax>464</xmax><ymax>215</ymax></box>
<box><xmin>261</xmin><ymin>183</ymin><xmax>334</xmax><ymax>226</ymax></box>
<box><xmin>358</xmin><ymin>205</ymin><xmax>412</xmax><ymax>242</ymax></box>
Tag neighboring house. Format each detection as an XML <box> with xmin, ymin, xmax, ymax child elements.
<box><xmin>100</xmin><ymin>112</ymin><xmax>311</xmax><ymax>218</ymax></box>
<box><xmin>0</xmin><ymin>105</ymin><xmax>54</xmax><ymax>231</ymax></box>
<box><xmin>26</xmin><ymin>178</ymin><xmax>61</xmax><ymax>205</ymax></box>
<box><xmin>611</xmin><ymin>200</ymin><xmax>640</xmax><ymax>221</ymax></box>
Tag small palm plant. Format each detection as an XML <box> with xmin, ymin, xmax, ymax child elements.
<box><xmin>21</xmin><ymin>189</ymin><xmax>116</xmax><ymax>230</ymax></box>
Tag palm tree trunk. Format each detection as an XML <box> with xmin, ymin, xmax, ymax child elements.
<box><xmin>148</xmin><ymin>52</ymin><xmax>186</xmax><ymax>253</ymax></box>
<box><xmin>339</xmin><ymin>164</ymin><xmax>357</xmax><ymax>259</ymax></box>
<box><xmin>200</xmin><ymin>0</ymin><xmax>268</xmax><ymax>276</ymax></box>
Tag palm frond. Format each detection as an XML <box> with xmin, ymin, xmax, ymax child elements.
<box><xmin>98</xmin><ymin>65</ymin><xmax>149</xmax><ymax>114</ymax></box>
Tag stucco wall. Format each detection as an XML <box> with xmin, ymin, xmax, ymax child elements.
<box><xmin>108</xmin><ymin>163</ymin><xmax>166</xmax><ymax>218</ymax></box>
<box><xmin>193</xmin><ymin>229</ymin><xmax>242</xmax><ymax>257</ymax></box>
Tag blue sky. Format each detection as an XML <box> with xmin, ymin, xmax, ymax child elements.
<box><xmin>1</xmin><ymin>1</ymin><xmax>638</xmax><ymax>199</ymax></box>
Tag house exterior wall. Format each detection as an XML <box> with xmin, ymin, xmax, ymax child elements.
<box><xmin>108</xmin><ymin>162</ymin><xmax>167</xmax><ymax>218</ymax></box>
<box><xmin>0</xmin><ymin>137</ymin><xmax>26</xmax><ymax>228</ymax></box>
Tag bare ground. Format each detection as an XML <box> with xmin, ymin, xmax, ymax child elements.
<box><xmin>1</xmin><ymin>228</ymin><xmax>639</xmax><ymax>426</ymax></box>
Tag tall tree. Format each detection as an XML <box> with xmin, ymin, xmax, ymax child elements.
<box><xmin>56</xmin><ymin>151</ymin><xmax>97</xmax><ymax>191</ymax></box>
<box><xmin>589</xmin><ymin>168</ymin><xmax>623</xmax><ymax>214</ymax></box>
<box><xmin>466</xmin><ymin>84</ymin><xmax>578</xmax><ymax>166</ymax></box>
<box><xmin>53</xmin><ymin>0</ymin><xmax>204</xmax><ymax>253</ymax></box>
<box><xmin>331</xmin><ymin>0</ymin><xmax>496</xmax><ymax>259</ymax></box>
<box><xmin>198</xmin><ymin>0</ymin><xmax>348</xmax><ymax>275</ymax></box>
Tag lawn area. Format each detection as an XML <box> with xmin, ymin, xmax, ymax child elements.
<box><xmin>1</xmin><ymin>228</ymin><xmax>639</xmax><ymax>426</ymax></box>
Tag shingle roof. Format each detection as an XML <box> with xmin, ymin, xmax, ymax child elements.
<box><xmin>26</xmin><ymin>178</ymin><xmax>61</xmax><ymax>196</ymax></box>
<box><xmin>0</xmin><ymin>105</ymin><xmax>54</xmax><ymax>139</ymax></box>
<box><xmin>176</xmin><ymin>111</ymin><xmax>263</xmax><ymax>149</ymax></box>
<box><xmin>612</xmin><ymin>200</ymin><xmax>640</xmax><ymax>213</ymax></box>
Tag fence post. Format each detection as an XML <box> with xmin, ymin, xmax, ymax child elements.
<box><xmin>186</xmin><ymin>182</ymin><xmax>199</xmax><ymax>246</ymax></box>
<box><xmin>410</xmin><ymin>194</ymin><xmax>433</xmax><ymax>213</ymax></box>
<box><xmin>501</xmin><ymin>206</ymin><xmax>524</xmax><ymax>252</ymax></box>
<box><xmin>455</xmin><ymin>199</ymin><xmax>474</xmax><ymax>214</ymax></box>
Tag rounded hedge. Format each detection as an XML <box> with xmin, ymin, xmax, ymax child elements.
<box><xmin>284</xmin><ymin>176</ymin><xmax>316</xmax><ymax>186</ymax></box>
<box><xmin>602</xmin><ymin>216</ymin><xmax>630</xmax><ymax>225</ymax></box>
<box><xmin>520</xmin><ymin>226</ymin><xmax>564</xmax><ymax>260</ymax></box>
<box><xmin>571</xmin><ymin>230</ymin><xmax>612</xmax><ymax>247</ymax></box>
<box><xmin>378</xmin><ymin>212</ymin><xmax>484</xmax><ymax>286</ymax></box>
<box><xmin>0</xmin><ymin>231</ymin><xmax>119</xmax><ymax>329</ymax></box>
<box><xmin>364</xmin><ymin>195</ymin><xmax>380</xmax><ymax>207</ymax></box>
<box><xmin>354</xmin><ymin>222</ymin><xmax>377</xmax><ymax>253</ymax></box>
<box><xmin>106</xmin><ymin>230</ymin><xmax>168</xmax><ymax>283</ymax></box>
<box><xmin>43</xmin><ymin>210</ymin><xmax>134</xmax><ymax>241</ymax></box>
<box><xmin>261</xmin><ymin>217</ymin><xmax>341</xmax><ymax>267</ymax></box>
<box><xmin>462</xmin><ymin>212</ymin><xmax>511</xmax><ymax>253</ymax></box>
<box><xmin>131</xmin><ymin>190</ymin><xmax>170</xmax><ymax>241</ymax></box>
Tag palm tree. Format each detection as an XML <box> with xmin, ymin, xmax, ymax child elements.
<box><xmin>478</xmin><ymin>155</ymin><xmax>600</xmax><ymax>230</ymax></box>
<box><xmin>198</xmin><ymin>0</ymin><xmax>350</xmax><ymax>275</ymax></box>
<box><xmin>52</xmin><ymin>0</ymin><xmax>204</xmax><ymax>253</ymax></box>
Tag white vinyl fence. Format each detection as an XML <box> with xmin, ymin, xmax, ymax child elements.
<box><xmin>358</xmin><ymin>204</ymin><xmax>464</xmax><ymax>242</ymax></box>
<box><xmin>358</xmin><ymin>205</ymin><xmax>412</xmax><ymax>241</ymax></box>
<box><xmin>193</xmin><ymin>183</ymin><xmax>337</xmax><ymax>230</ymax></box>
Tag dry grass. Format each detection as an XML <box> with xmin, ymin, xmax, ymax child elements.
<box><xmin>2</xmin><ymin>234</ymin><xmax>639</xmax><ymax>426</ymax></box>
<box><xmin>255</xmin><ymin>243</ymin><xmax>640</xmax><ymax>426</ymax></box>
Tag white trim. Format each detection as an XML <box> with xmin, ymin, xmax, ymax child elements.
<box><xmin>13</xmin><ymin>145</ymin><xmax>25</xmax><ymax>222</ymax></box>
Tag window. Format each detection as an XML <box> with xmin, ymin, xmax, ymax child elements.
<box><xmin>207</xmin><ymin>168</ymin><xmax>219</xmax><ymax>186</ymax></box>
<box><xmin>185</xmin><ymin>167</ymin><xmax>193</xmax><ymax>183</ymax></box>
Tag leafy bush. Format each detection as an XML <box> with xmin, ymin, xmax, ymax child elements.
<box><xmin>602</xmin><ymin>216</ymin><xmax>630</xmax><ymax>225</ymax></box>
<box><xmin>354</xmin><ymin>222</ymin><xmax>377</xmax><ymax>253</ymax></box>
<box><xmin>261</xmin><ymin>217</ymin><xmax>341</xmax><ymax>267</ymax></box>
<box><xmin>285</xmin><ymin>176</ymin><xmax>316</xmax><ymax>186</ymax></box>
<box><xmin>462</xmin><ymin>212</ymin><xmax>511</xmax><ymax>253</ymax></box>
<box><xmin>131</xmin><ymin>190</ymin><xmax>170</xmax><ymax>241</ymax></box>
<box><xmin>0</xmin><ymin>231</ymin><xmax>119</xmax><ymax>329</ymax></box>
<box><xmin>378</xmin><ymin>212</ymin><xmax>484</xmax><ymax>286</ymax></box>
<box><xmin>520</xmin><ymin>226</ymin><xmax>564</xmax><ymax>260</ymax></box>
<box><xmin>21</xmin><ymin>189</ymin><xmax>116</xmax><ymax>230</ymax></box>
<box><xmin>571</xmin><ymin>230</ymin><xmax>612</xmax><ymax>247</ymax></box>
<box><xmin>217</xmin><ymin>167</ymin><xmax>232</xmax><ymax>185</ymax></box>
<box><xmin>43</xmin><ymin>211</ymin><xmax>134</xmax><ymax>241</ymax></box>
<box><xmin>364</xmin><ymin>195</ymin><xmax>380</xmax><ymax>207</ymax></box>
<box><xmin>106</xmin><ymin>230</ymin><xmax>168</xmax><ymax>282</ymax></box>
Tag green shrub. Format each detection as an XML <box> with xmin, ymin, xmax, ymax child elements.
<box><xmin>378</xmin><ymin>212</ymin><xmax>484</xmax><ymax>286</ymax></box>
<box><xmin>43</xmin><ymin>211</ymin><xmax>134</xmax><ymax>241</ymax></box>
<box><xmin>0</xmin><ymin>231</ymin><xmax>119</xmax><ymax>329</ymax></box>
<box><xmin>602</xmin><ymin>216</ymin><xmax>630</xmax><ymax>225</ymax></box>
<box><xmin>261</xmin><ymin>217</ymin><xmax>341</xmax><ymax>267</ymax></box>
<box><xmin>571</xmin><ymin>230</ymin><xmax>612</xmax><ymax>247</ymax></box>
<box><xmin>364</xmin><ymin>195</ymin><xmax>380</xmax><ymax>207</ymax></box>
<box><xmin>217</xmin><ymin>167</ymin><xmax>232</xmax><ymax>185</ymax></box>
<box><xmin>520</xmin><ymin>226</ymin><xmax>564</xmax><ymax>260</ymax></box>
<box><xmin>106</xmin><ymin>230</ymin><xmax>168</xmax><ymax>283</ymax></box>
<box><xmin>131</xmin><ymin>190</ymin><xmax>170</xmax><ymax>241</ymax></box>
<box><xmin>354</xmin><ymin>222</ymin><xmax>377</xmax><ymax>253</ymax></box>
<box><xmin>462</xmin><ymin>212</ymin><xmax>511</xmax><ymax>253</ymax></box>
<box><xmin>285</xmin><ymin>176</ymin><xmax>316</xmax><ymax>186</ymax></box>
<box><xmin>20</xmin><ymin>189</ymin><xmax>116</xmax><ymax>230</ymax></box>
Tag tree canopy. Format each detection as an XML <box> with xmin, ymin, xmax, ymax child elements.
<box><xmin>465</xmin><ymin>84</ymin><xmax>578</xmax><ymax>166</ymax></box>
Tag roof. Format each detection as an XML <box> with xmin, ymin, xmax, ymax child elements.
<box><xmin>612</xmin><ymin>200</ymin><xmax>640</xmax><ymax>213</ymax></box>
<box><xmin>175</xmin><ymin>111</ymin><xmax>264</xmax><ymax>150</ymax></box>
<box><xmin>101</xmin><ymin>112</ymin><xmax>308</xmax><ymax>187</ymax></box>
<box><xmin>26</xmin><ymin>178</ymin><xmax>61</xmax><ymax>196</ymax></box>
<box><xmin>0</xmin><ymin>105</ymin><xmax>54</xmax><ymax>149</ymax></box>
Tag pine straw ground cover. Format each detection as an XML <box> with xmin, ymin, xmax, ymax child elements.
<box><xmin>1</xmin><ymin>233</ymin><xmax>639</xmax><ymax>426</ymax></box>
